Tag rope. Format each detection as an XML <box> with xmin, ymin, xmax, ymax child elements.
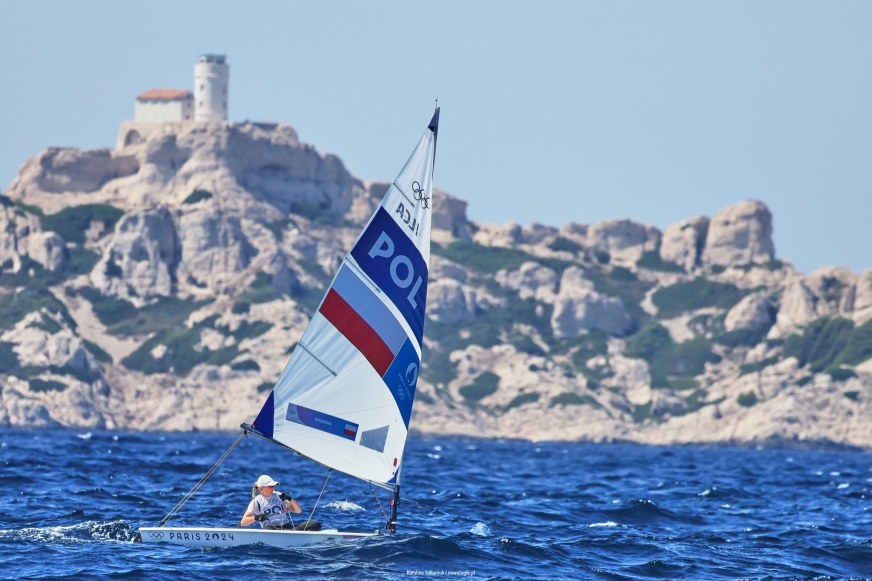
<box><xmin>369</xmin><ymin>484</ymin><xmax>390</xmax><ymax>528</ymax></box>
<box><xmin>158</xmin><ymin>432</ymin><xmax>244</xmax><ymax>527</ymax></box>
<box><xmin>303</xmin><ymin>468</ymin><xmax>332</xmax><ymax>531</ymax></box>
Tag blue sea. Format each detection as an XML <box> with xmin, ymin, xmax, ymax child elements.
<box><xmin>0</xmin><ymin>430</ymin><xmax>870</xmax><ymax>580</ymax></box>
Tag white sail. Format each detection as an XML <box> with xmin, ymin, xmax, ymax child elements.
<box><xmin>250</xmin><ymin>109</ymin><xmax>439</xmax><ymax>487</ymax></box>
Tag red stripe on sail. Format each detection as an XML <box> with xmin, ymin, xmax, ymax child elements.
<box><xmin>319</xmin><ymin>289</ymin><xmax>394</xmax><ymax>376</ymax></box>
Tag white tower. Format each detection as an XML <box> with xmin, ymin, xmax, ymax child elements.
<box><xmin>194</xmin><ymin>54</ymin><xmax>229</xmax><ymax>122</ymax></box>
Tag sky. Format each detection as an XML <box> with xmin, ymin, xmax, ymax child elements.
<box><xmin>0</xmin><ymin>1</ymin><xmax>869</xmax><ymax>273</ymax></box>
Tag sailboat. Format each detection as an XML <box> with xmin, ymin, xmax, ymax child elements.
<box><xmin>138</xmin><ymin>107</ymin><xmax>439</xmax><ymax>548</ymax></box>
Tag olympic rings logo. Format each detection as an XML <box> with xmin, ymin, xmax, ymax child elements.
<box><xmin>411</xmin><ymin>181</ymin><xmax>430</xmax><ymax>209</ymax></box>
<box><xmin>148</xmin><ymin>531</ymin><xmax>164</xmax><ymax>540</ymax></box>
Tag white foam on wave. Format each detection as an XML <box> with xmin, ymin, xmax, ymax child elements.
<box><xmin>588</xmin><ymin>521</ymin><xmax>618</xmax><ymax>528</ymax></box>
<box><xmin>76</xmin><ymin>433</ymin><xmax>92</xmax><ymax>440</ymax></box>
<box><xmin>324</xmin><ymin>500</ymin><xmax>365</xmax><ymax>511</ymax></box>
<box><xmin>0</xmin><ymin>520</ymin><xmax>134</xmax><ymax>544</ymax></box>
<box><xmin>469</xmin><ymin>522</ymin><xmax>491</xmax><ymax>536</ymax></box>
<box><xmin>838</xmin><ymin>483</ymin><xmax>850</xmax><ymax>489</ymax></box>
<box><xmin>698</xmin><ymin>489</ymin><xmax>711</xmax><ymax>497</ymax></box>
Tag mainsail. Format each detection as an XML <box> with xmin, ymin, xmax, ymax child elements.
<box><xmin>250</xmin><ymin>108</ymin><xmax>439</xmax><ymax>489</ymax></box>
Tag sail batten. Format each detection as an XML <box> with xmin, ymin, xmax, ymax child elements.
<box><xmin>251</xmin><ymin>109</ymin><xmax>438</xmax><ymax>486</ymax></box>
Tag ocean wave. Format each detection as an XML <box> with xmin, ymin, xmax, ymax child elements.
<box><xmin>324</xmin><ymin>500</ymin><xmax>365</xmax><ymax>511</ymax></box>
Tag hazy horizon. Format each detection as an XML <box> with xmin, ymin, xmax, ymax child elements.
<box><xmin>1</xmin><ymin>1</ymin><xmax>869</xmax><ymax>274</ymax></box>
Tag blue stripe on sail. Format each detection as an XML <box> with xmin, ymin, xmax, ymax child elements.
<box><xmin>331</xmin><ymin>265</ymin><xmax>408</xmax><ymax>355</ymax></box>
<box><xmin>350</xmin><ymin>208</ymin><xmax>428</xmax><ymax>346</ymax></box>
<box><xmin>252</xmin><ymin>391</ymin><xmax>275</xmax><ymax>438</ymax></box>
<box><xmin>381</xmin><ymin>338</ymin><xmax>419</xmax><ymax>428</ymax></box>
<box><xmin>286</xmin><ymin>404</ymin><xmax>359</xmax><ymax>441</ymax></box>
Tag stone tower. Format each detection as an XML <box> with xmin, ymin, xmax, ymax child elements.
<box><xmin>194</xmin><ymin>54</ymin><xmax>229</xmax><ymax>122</ymax></box>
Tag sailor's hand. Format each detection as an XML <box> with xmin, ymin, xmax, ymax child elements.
<box><xmin>279</xmin><ymin>493</ymin><xmax>293</xmax><ymax>502</ymax></box>
<box><xmin>254</xmin><ymin>514</ymin><xmax>268</xmax><ymax>522</ymax></box>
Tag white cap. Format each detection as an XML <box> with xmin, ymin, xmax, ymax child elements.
<box><xmin>256</xmin><ymin>474</ymin><xmax>279</xmax><ymax>487</ymax></box>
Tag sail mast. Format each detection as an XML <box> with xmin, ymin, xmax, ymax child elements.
<box><xmin>389</xmin><ymin>105</ymin><xmax>438</xmax><ymax>534</ymax></box>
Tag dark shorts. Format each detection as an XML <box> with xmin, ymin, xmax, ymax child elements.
<box><xmin>262</xmin><ymin>521</ymin><xmax>322</xmax><ymax>532</ymax></box>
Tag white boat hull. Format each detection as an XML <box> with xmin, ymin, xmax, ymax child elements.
<box><xmin>139</xmin><ymin>526</ymin><xmax>377</xmax><ymax>548</ymax></box>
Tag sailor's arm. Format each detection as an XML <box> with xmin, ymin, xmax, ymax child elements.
<box><xmin>280</xmin><ymin>493</ymin><xmax>302</xmax><ymax>514</ymax></box>
<box><xmin>240</xmin><ymin>510</ymin><xmax>257</xmax><ymax>526</ymax></box>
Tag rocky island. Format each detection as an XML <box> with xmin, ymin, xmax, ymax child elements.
<box><xmin>1</xmin><ymin>121</ymin><xmax>870</xmax><ymax>448</ymax></box>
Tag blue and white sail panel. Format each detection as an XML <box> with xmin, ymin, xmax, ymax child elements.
<box><xmin>252</xmin><ymin>109</ymin><xmax>438</xmax><ymax>487</ymax></box>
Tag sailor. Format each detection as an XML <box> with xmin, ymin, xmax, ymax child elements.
<box><xmin>240</xmin><ymin>474</ymin><xmax>303</xmax><ymax>530</ymax></box>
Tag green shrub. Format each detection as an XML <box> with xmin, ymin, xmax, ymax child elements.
<box><xmin>737</xmin><ymin>391</ymin><xmax>758</xmax><ymax>407</ymax></box>
<box><xmin>0</xmin><ymin>251</ymin><xmax>99</xmax><ymax>291</ymax></box>
<box><xmin>610</xmin><ymin>266</ymin><xmax>637</xmax><ymax>282</ymax></box>
<box><xmin>632</xmin><ymin>402</ymin><xmax>653</xmax><ymax>423</ymax></box>
<box><xmin>257</xmin><ymin>382</ymin><xmax>274</xmax><ymax>393</ymax></box>
<box><xmin>232</xmin><ymin>301</ymin><xmax>251</xmax><ymax>314</ymax></box>
<box><xmin>782</xmin><ymin>317</ymin><xmax>865</xmax><ymax>373</ymax></box>
<box><xmin>652</xmin><ymin>278</ymin><xmax>748</xmax><ymax>319</ymax></box>
<box><xmin>121</xmin><ymin>317</ymin><xmax>239</xmax><ymax>376</ymax></box>
<box><xmin>716</xmin><ymin>325</ymin><xmax>773</xmax><ymax>348</ymax></box>
<box><xmin>28</xmin><ymin>317</ymin><xmax>62</xmax><ymax>334</ymax></box>
<box><xmin>41</xmin><ymin>204</ymin><xmax>123</xmax><ymax>244</ymax></box>
<box><xmin>636</xmin><ymin>249</ymin><xmax>684</xmax><ymax>273</ymax></box>
<box><xmin>843</xmin><ymin>390</ymin><xmax>860</xmax><ymax>402</ymax></box>
<box><xmin>796</xmin><ymin>376</ymin><xmax>813</xmax><ymax>387</ymax></box>
<box><xmin>569</xmin><ymin>331</ymin><xmax>609</xmax><ymax>367</ymax></box>
<box><xmin>242</xmin><ymin>271</ymin><xmax>284</xmax><ymax>304</ymax></box>
<box><xmin>289</xmin><ymin>202</ymin><xmax>353</xmax><ymax>227</ymax></box>
<box><xmin>594</xmin><ymin>250</ymin><xmax>611</xmax><ymax>264</ymax></box>
<box><xmin>433</xmin><ymin>241</ymin><xmax>537</xmax><ymax>274</ymax></box>
<box><xmin>458</xmin><ymin>371</ymin><xmax>500</xmax><ymax>401</ymax></box>
<box><xmin>95</xmin><ymin>295</ymin><xmax>209</xmax><ymax>337</ymax></box>
<box><xmin>504</xmin><ymin>392</ymin><xmax>540</xmax><ymax>411</ymax></box>
<box><xmin>825</xmin><ymin>366</ymin><xmax>857</xmax><ymax>381</ymax></box>
<box><xmin>624</xmin><ymin>321</ymin><xmax>720</xmax><ymax>387</ymax></box>
<box><xmin>82</xmin><ymin>340</ymin><xmax>112</xmax><ymax>363</ymax></box>
<box><xmin>14</xmin><ymin>201</ymin><xmax>43</xmax><ymax>216</ymax></box>
<box><xmin>549</xmin><ymin>392</ymin><xmax>602</xmax><ymax>408</ymax></box>
<box><xmin>584</xmin><ymin>268</ymin><xmax>654</xmax><ymax>326</ymax></box>
<box><xmin>29</xmin><ymin>378</ymin><xmax>67</xmax><ymax>392</ymax></box>
<box><xmin>547</xmin><ymin>237</ymin><xmax>583</xmax><ymax>253</ymax></box>
<box><xmin>183</xmin><ymin>190</ymin><xmax>213</xmax><ymax>204</ymax></box>
<box><xmin>739</xmin><ymin>357</ymin><xmax>779</xmax><ymax>376</ymax></box>
<box><xmin>230</xmin><ymin>321</ymin><xmax>273</xmax><ymax>341</ymax></box>
<box><xmin>0</xmin><ymin>286</ymin><xmax>74</xmax><ymax>330</ymax></box>
<box><xmin>231</xmin><ymin>359</ymin><xmax>260</xmax><ymax>372</ymax></box>
<box><xmin>77</xmin><ymin>288</ymin><xmax>138</xmax><ymax>326</ymax></box>
<box><xmin>507</xmin><ymin>333</ymin><xmax>545</xmax><ymax>356</ymax></box>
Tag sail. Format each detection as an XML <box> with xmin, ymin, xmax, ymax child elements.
<box><xmin>251</xmin><ymin>109</ymin><xmax>439</xmax><ymax>487</ymax></box>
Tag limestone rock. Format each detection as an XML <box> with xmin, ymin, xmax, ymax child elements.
<box><xmin>660</xmin><ymin>216</ymin><xmax>709</xmax><ymax>271</ymax></box>
<box><xmin>854</xmin><ymin>269</ymin><xmax>872</xmax><ymax>311</ymax></box>
<box><xmin>7</xmin><ymin>147</ymin><xmax>139</xmax><ymax>194</ymax></box>
<box><xmin>551</xmin><ymin>267</ymin><xmax>633</xmax><ymax>337</ymax></box>
<box><xmin>586</xmin><ymin>219</ymin><xmax>659</xmax><ymax>263</ymax></box>
<box><xmin>770</xmin><ymin>277</ymin><xmax>821</xmax><ymax>336</ymax></box>
<box><xmin>431</xmin><ymin>188</ymin><xmax>474</xmax><ymax>241</ymax></box>
<box><xmin>92</xmin><ymin>207</ymin><xmax>179</xmax><ymax>299</ymax></box>
<box><xmin>702</xmin><ymin>200</ymin><xmax>774</xmax><ymax>267</ymax></box>
<box><xmin>558</xmin><ymin>222</ymin><xmax>588</xmax><ymax>246</ymax></box>
<box><xmin>430</xmin><ymin>255</ymin><xmax>468</xmax><ymax>283</ymax></box>
<box><xmin>26</xmin><ymin>231</ymin><xmax>67</xmax><ymax>271</ymax></box>
<box><xmin>495</xmin><ymin>261</ymin><xmax>558</xmax><ymax>303</ymax></box>
<box><xmin>724</xmin><ymin>293</ymin><xmax>776</xmax><ymax>332</ymax></box>
<box><xmin>1</xmin><ymin>312</ymin><xmax>98</xmax><ymax>375</ymax></box>
<box><xmin>427</xmin><ymin>280</ymin><xmax>503</xmax><ymax>324</ymax></box>
<box><xmin>177</xmin><ymin>207</ymin><xmax>256</xmax><ymax>292</ymax></box>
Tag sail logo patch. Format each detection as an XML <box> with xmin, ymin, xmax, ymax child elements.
<box><xmin>381</xmin><ymin>339</ymin><xmax>420</xmax><ymax>428</ymax></box>
<box><xmin>350</xmin><ymin>208</ymin><xmax>428</xmax><ymax>345</ymax></box>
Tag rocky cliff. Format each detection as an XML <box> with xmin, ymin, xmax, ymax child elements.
<box><xmin>2</xmin><ymin>122</ymin><xmax>870</xmax><ymax>448</ymax></box>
